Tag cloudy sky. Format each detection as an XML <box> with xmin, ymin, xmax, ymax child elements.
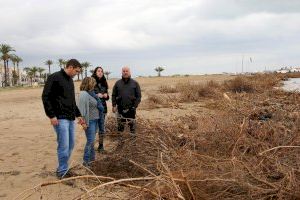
<box><xmin>1</xmin><ymin>0</ymin><xmax>300</xmax><ymax>77</ymax></box>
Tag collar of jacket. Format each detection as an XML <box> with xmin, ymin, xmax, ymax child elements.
<box><xmin>122</xmin><ymin>76</ymin><xmax>131</xmax><ymax>83</ymax></box>
<box><xmin>61</xmin><ymin>69</ymin><xmax>71</xmax><ymax>79</ymax></box>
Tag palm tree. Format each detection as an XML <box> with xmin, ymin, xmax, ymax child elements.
<box><xmin>58</xmin><ymin>59</ymin><xmax>65</xmax><ymax>69</ymax></box>
<box><xmin>15</xmin><ymin>56</ymin><xmax>23</xmax><ymax>85</ymax></box>
<box><xmin>80</xmin><ymin>68</ymin><xmax>84</xmax><ymax>80</ymax></box>
<box><xmin>24</xmin><ymin>67</ymin><xmax>38</xmax><ymax>84</ymax></box>
<box><xmin>37</xmin><ymin>67</ymin><xmax>45</xmax><ymax>82</ymax></box>
<box><xmin>77</xmin><ymin>71</ymin><xmax>81</xmax><ymax>81</ymax></box>
<box><xmin>9</xmin><ymin>54</ymin><xmax>18</xmax><ymax>85</ymax></box>
<box><xmin>81</xmin><ymin>62</ymin><xmax>91</xmax><ymax>78</ymax></box>
<box><xmin>154</xmin><ymin>66</ymin><xmax>165</xmax><ymax>77</ymax></box>
<box><xmin>0</xmin><ymin>44</ymin><xmax>15</xmax><ymax>86</ymax></box>
<box><xmin>62</xmin><ymin>60</ymin><xmax>67</xmax><ymax>68</ymax></box>
<box><xmin>42</xmin><ymin>73</ymin><xmax>47</xmax><ymax>83</ymax></box>
<box><xmin>23</xmin><ymin>67</ymin><xmax>31</xmax><ymax>74</ymax></box>
<box><xmin>23</xmin><ymin>67</ymin><xmax>31</xmax><ymax>85</ymax></box>
<box><xmin>30</xmin><ymin>66</ymin><xmax>38</xmax><ymax>82</ymax></box>
<box><xmin>27</xmin><ymin>71</ymin><xmax>34</xmax><ymax>86</ymax></box>
<box><xmin>10</xmin><ymin>54</ymin><xmax>17</xmax><ymax>71</ymax></box>
<box><xmin>104</xmin><ymin>71</ymin><xmax>111</xmax><ymax>79</ymax></box>
<box><xmin>45</xmin><ymin>60</ymin><xmax>53</xmax><ymax>75</ymax></box>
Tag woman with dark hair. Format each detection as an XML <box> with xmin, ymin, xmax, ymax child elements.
<box><xmin>91</xmin><ymin>66</ymin><xmax>109</xmax><ymax>152</ymax></box>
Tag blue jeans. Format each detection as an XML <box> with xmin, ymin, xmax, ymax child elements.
<box><xmin>98</xmin><ymin>113</ymin><xmax>106</xmax><ymax>134</ymax></box>
<box><xmin>53</xmin><ymin>119</ymin><xmax>75</xmax><ymax>176</ymax></box>
<box><xmin>83</xmin><ymin>119</ymin><xmax>98</xmax><ymax>164</ymax></box>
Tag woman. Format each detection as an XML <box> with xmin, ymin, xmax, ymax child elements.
<box><xmin>92</xmin><ymin>66</ymin><xmax>109</xmax><ymax>152</ymax></box>
<box><xmin>78</xmin><ymin>77</ymin><xmax>101</xmax><ymax>166</ymax></box>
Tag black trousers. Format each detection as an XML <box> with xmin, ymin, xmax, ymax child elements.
<box><xmin>117</xmin><ymin>107</ymin><xmax>136</xmax><ymax>133</ymax></box>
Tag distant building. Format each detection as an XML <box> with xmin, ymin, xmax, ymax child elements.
<box><xmin>0</xmin><ymin>64</ymin><xmax>28</xmax><ymax>87</ymax></box>
<box><xmin>276</xmin><ymin>66</ymin><xmax>300</xmax><ymax>73</ymax></box>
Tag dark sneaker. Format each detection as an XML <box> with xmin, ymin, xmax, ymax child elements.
<box><xmin>56</xmin><ymin>171</ymin><xmax>74</xmax><ymax>179</ymax></box>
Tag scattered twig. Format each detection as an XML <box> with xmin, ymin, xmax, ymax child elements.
<box><xmin>259</xmin><ymin>146</ymin><xmax>300</xmax><ymax>155</ymax></box>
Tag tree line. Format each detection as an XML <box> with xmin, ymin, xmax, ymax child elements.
<box><xmin>1</xmin><ymin>43</ymin><xmax>166</xmax><ymax>88</ymax></box>
<box><xmin>0</xmin><ymin>44</ymin><xmax>113</xmax><ymax>87</ymax></box>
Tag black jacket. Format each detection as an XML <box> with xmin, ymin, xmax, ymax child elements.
<box><xmin>112</xmin><ymin>77</ymin><xmax>141</xmax><ymax>109</ymax></box>
<box><xmin>42</xmin><ymin>69</ymin><xmax>81</xmax><ymax>120</ymax></box>
<box><xmin>94</xmin><ymin>82</ymin><xmax>109</xmax><ymax>113</ymax></box>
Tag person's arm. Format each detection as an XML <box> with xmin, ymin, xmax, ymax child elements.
<box><xmin>103</xmin><ymin>86</ymin><xmax>109</xmax><ymax>101</ymax></box>
<box><xmin>134</xmin><ymin>82</ymin><xmax>142</xmax><ymax>108</ymax></box>
<box><xmin>74</xmin><ymin>92</ymin><xmax>82</xmax><ymax>118</ymax></box>
<box><xmin>112</xmin><ymin>83</ymin><xmax>117</xmax><ymax>113</ymax></box>
<box><xmin>75</xmin><ymin>105</ymin><xmax>81</xmax><ymax>118</ymax></box>
<box><xmin>42</xmin><ymin>75</ymin><xmax>56</xmax><ymax>119</ymax></box>
<box><xmin>78</xmin><ymin>92</ymin><xmax>89</xmax><ymax>127</ymax></box>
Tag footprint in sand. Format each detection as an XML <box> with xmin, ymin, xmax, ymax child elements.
<box><xmin>0</xmin><ymin>170</ymin><xmax>21</xmax><ymax>176</ymax></box>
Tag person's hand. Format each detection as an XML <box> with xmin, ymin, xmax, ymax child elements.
<box><xmin>103</xmin><ymin>93</ymin><xmax>108</xmax><ymax>98</ymax></box>
<box><xmin>81</xmin><ymin>123</ymin><xmax>88</xmax><ymax>130</ymax></box>
<box><xmin>77</xmin><ymin>117</ymin><xmax>87</xmax><ymax>130</ymax></box>
<box><xmin>50</xmin><ymin>117</ymin><xmax>59</xmax><ymax>126</ymax></box>
<box><xmin>77</xmin><ymin>117</ymin><xmax>84</xmax><ymax>123</ymax></box>
<box><xmin>112</xmin><ymin>106</ymin><xmax>117</xmax><ymax>113</ymax></box>
<box><xmin>97</xmin><ymin>93</ymin><xmax>104</xmax><ymax>98</ymax></box>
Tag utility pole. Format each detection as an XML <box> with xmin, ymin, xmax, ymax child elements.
<box><xmin>241</xmin><ymin>55</ymin><xmax>244</xmax><ymax>74</ymax></box>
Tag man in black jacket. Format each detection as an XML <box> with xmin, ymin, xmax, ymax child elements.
<box><xmin>112</xmin><ymin>66</ymin><xmax>141</xmax><ymax>134</ymax></box>
<box><xmin>42</xmin><ymin>59</ymin><xmax>84</xmax><ymax>179</ymax></box>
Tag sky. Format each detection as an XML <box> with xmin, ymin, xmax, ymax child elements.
<box><xmin>1</xmin><ymin>0</ymin><xmax>300</xmax><ymax>77</ymax></box>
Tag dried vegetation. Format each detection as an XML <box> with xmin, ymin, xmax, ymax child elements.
<box><xmin>18</xmin><ymin>73</ymin><xmax>300</xmax><ymax>199</ymax></box>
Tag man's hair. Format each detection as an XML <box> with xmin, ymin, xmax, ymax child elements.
<box><xmin>80</xmin><ymin>77</ymin><xmax>96</xmax><ymax>91</ymax></box>
<box><xmin>66</xmin><ymin>59</ymin><xmax>82</xmax><ymax>69</ymax></box>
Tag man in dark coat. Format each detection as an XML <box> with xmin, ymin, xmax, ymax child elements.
<box><xmin>42</xmin><ymin>59</ymin><xmax>84</xmax><ymax>179</ymax></box>
<box><xmin>112</xmin><ymin>66</ymin><xmax>141</xmax><ymax>134</ymax></box>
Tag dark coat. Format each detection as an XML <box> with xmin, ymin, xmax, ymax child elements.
<box><xmin>94</xmin><ymin>82</ymin><xmax>109</xmax><ymax>113</ymax></box>
<box><xmin>42</xmin><ymin>69</ymin><xmax>81</xmax><ymax>120</ymax></box>
<box><xmin>112</xmin><ymin>77</ymin><xmax>141</xmax><ymax>110</ymax></box>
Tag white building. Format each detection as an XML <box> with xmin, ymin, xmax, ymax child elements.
<box><xmin>0</xmin><ymin>64</ymin><xmax>28</xmax><ymax>87</ymax></box>
<box><xmin>276</xmin><ymin>66</ymin><xmax>300</xmax><ymax>73</ymax></box>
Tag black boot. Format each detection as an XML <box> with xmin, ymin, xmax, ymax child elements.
<box><xmin>98</xmin><ymin>133</ymin><xmax>105</xmax><ymax>152</ymax></box>
<box><xmin>97</xmin><ymin>143</ymin><xmax>104</xmax><ymax>152</ymax></box>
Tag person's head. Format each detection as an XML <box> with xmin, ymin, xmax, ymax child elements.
<box><xmin>92</xmin><ymin>66</ymin><xmax>104</xmax><ymax>79</ymax></box>
<box><xmin>65</xmin><ymin>59</ymin><xmax>82</xmax><ymax>78</ymax></box>
<box><xmin>80</xmin><ymin>77</ymin><xmax>96</xmax><ymax>91</ymax></box>
<box><xmin>122</xmin><ymin>66</ymin><xmax>131</xmax><ymax>79</ymax></box>
<box><xmin>91</xmin><ymin>66</ymin><xmax>108</xmax><ymax>88</ymax></box>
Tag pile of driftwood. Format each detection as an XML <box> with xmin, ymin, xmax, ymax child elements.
<box><xmin>90</xmin><ymin>90</ymin><xmax>300</xmax><ymax>199</ymax></box>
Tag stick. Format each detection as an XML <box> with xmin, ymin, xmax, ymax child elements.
<box><xmin>160</xmin><ymin>153</ymin><xmax>185</xmax><ymax>200</ymax></box>
<box><xmin>73</xmin><ymin>177</ymin><xmax>156</xmax><ymax>200</ymax></box>
<box><xmin>14</xmin><ymin>175</ymin><xmax>115</xmax><ymax>200</ymax></box>
<box><xmin>231</xmin><ymin>117</ymin><xmax>246</xmax><ymax>157</ymax></box>
<box><xmin>40</xmin><ymin>175</ymin><xmax>114</xmax><ymax>187</ymax></box>
<box><xmin>129</xmin><ymin>159</ymin><xmax>157</xmax><ymax>177</ymax></box>
<box><xmin>120</xmin><ymin>181</ymin><xmax>160</xmax><ymax>198</ymax></box>
<box><xmin>259</xmin><ymin>146</ymin><xmax>300</xmax><ymax>155</ymax></box>
<box><xmin>181</xmin><ymin>170</ymin><xmax>195</xmax><ymax>200</ymax></box>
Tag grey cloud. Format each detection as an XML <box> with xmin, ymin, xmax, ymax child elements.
<box><xmin>0</xmin><ymin>0</ymin><xmax>299</xmax><ymax>75</ymax></box>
